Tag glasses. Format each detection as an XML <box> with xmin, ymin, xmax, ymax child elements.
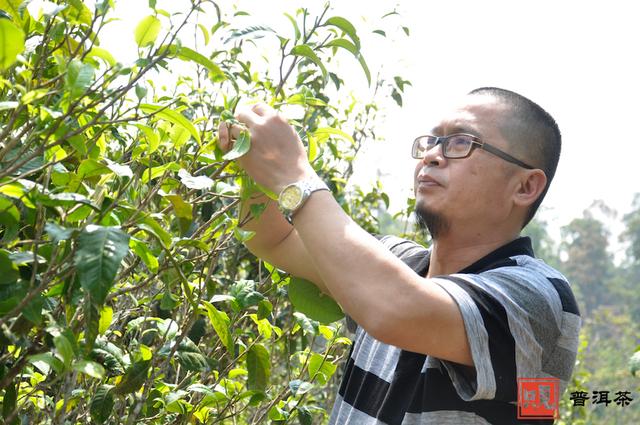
<box><xmin>411</xmin><ymin>133</ymin><xmax>534</xmax><ymax>169</ymax></box>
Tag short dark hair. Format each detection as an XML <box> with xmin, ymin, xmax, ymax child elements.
<box><xmin>468</xmin><ymin>87</ymin><xmax>561</xmax><ymax>227</ymax></box>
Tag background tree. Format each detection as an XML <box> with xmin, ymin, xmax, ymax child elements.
<box><xmin>523</xmin><ymin>214</ymin><xmax>560</xmax><ymax>268</ymax></box>
<box><xmin>560</xmin><ymin>201</ymin><xmax>616</xmax><ymax>314</ymax></box>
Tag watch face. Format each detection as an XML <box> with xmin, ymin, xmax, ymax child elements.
<box><xmin>280</xmin><ymin>185</ymin><xmax>303</xmax><ymax>210</ymax></box>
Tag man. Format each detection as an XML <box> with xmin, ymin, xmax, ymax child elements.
<box><xmin>217</xmin><ymin>87</ymin><xmax>581</xmax><ymax>424</ymax></box>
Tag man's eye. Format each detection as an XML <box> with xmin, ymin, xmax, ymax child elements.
<box><xmin>448</xmin><ymin>136</ymin><xmax>470</xmax><ymax>149</ymax></box>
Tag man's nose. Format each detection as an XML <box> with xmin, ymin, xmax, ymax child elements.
<box><xmin>422</xmin><ymin>141</ymin><xmax>446</xmax><ymax>167</ymax></box>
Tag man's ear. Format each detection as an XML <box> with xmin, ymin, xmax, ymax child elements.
<box><xmin>513</xmin><ymin>169</ymin><xmax>547</xmax><ymax>207</ymax></box>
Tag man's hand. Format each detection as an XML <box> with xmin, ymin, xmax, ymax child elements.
<box><xmin>217</xmin><ymin>103</ymin><xmax>318</xmax><ymax>194</ymax></box>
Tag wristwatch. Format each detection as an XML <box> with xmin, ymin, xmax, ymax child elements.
<box><xmin>278</xmin><ymin>178</ymin><xmax>330</xmax><ymax>223</ymax></box>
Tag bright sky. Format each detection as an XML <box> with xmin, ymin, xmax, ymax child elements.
<box><xmin>92</xmin><ymin>0</ymin><xmax>639</xmax><ymax>254</ymax></box>
<box><xmin>344</xmin><ymin>1</ymin><xmax>640</xmax><ymax>256</ymax></box>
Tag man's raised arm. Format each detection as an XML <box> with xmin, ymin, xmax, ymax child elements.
<box><xmin>228</xmin><ymin>144</ymin><xmax>332</xmax><ymax>297</ymax></box>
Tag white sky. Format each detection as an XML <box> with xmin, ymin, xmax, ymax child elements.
<box><xmin>93</xmin><ymin>0</ymin><xmax>639</xmax><ymax>255</ymax></box>
<box><xmin>344</xmin><ymin>0</ymin><xmax>640</xmax><ymax>255</ymax></box>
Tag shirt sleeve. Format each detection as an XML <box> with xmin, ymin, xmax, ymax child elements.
<box><xmin>430</xmin><ymin>266</ymin><xmax>566</xmax><ymax>402</ymax></box>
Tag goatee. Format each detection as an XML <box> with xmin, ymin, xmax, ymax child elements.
<box><xmin>415</xmin><ymin>200</ymin><xmax>450</xmax><ymax>240</ymax></box>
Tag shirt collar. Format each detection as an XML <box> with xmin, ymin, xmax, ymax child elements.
<box><xmin>413</xmin><ymin>236</ymin><xmax>535</xmax><ymax>276</ymax></box>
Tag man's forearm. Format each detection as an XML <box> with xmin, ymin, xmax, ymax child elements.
<box><xmin>291</xmin><ymin>191</ymin><xmax>427</xmax><ymax>333</ymax></box>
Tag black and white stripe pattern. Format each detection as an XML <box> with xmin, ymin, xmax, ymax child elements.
<box><xmin>329</xmin><ymin>236</ymin><xmax>581</xmax><ymax>424</ymax></box>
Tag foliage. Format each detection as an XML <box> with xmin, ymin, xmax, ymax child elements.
<box><xmin>560</xmin><ymin>203</ymin><xmax>616</xmax><ymax>314</ymax></box>
<box><xmin>553</xmin><ymin>199</ymin><xmax>640</xmax><ymax>424</ymax></box>
<box><xmin>0</xmin><ymin>1</ymin><xmax>407</xmax><ymax>423</ymax></box>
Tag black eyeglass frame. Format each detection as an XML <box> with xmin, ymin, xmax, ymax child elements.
<box><xmin>411</xmin><ymin>133</ymin><xmax>535</xmax><ymax>169</ymax></box>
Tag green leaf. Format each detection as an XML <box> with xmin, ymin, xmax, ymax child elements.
<box><xmin>307</xmin><ymin>132</ymin><xmax>318</xmax><ymax>162</ymax></box>
<box><xmin>325</xmin><ymin>38</ymin><xmax>357</xmax><ymax>55</ymax></box>
<box><xmin>9</xmin><ymin>251</ymin><xmax>46</xmax><ymax>266</ymax></box>
<box><xmin>0</xmin><ymin>282</ymin><xmax>26</xmax><ymax>315</ymax></box>
<box><xmin>197</xmin><ymin>23</ymin><xmax>210</xmax><ymax>45</ymax></box>
<box><xmin>22</xmin><ymin>89</ymin><xmax>51</xmax><ymax>105</ymax></box>
<box><xmin>286</xmin><ymin>93</ymin><xmax>327</xmax><ymax>107</ymax></box>
<box><xmin>0</xmin><ymin>19</ymin><xmax>24</xmax><ymax>70</ymax></box>
<box><xmin>176</xmin><ymin>338</ymin><xmax>208</xmax><ymax>371</ymax></box>
<box><xmin>114</xmin><ymin>360</ymin><xmax>151</xmax><ymax>394</ymax></box>
<box><xmin>169</xmin><ymin>124</ymin><xmax>189</xmax><ymax>147</ymax></box>
<box><xmin>288</xmin><ymin>277</ymin><xmax>344</xmax><ymax>323</ymax></box>
<box><xmin>140</xmin><ymin>103</ymin><xmax>200</xmax><ymax>144</ymax></box>
<box><xmin>137</xmin><ymin>216</ymin><xmax>172</xmax><ymax>248</ymax></box>
<box><xmin>163</xmin><ymin>44</ymin><xmax>225</xmax><ymax>81</ymax></box>
<box><xmin>0</xmin><ymin>182</ymin><xmax>31</xmax><ymax>206</ymax></box>
<box><xmin>202</xmin><ymin>301</ymin><xmax>234</xmax><ymax>355</ymax></box>
<box><xmin>2</xmin><ymin>381</ymin><xmax>16</xmax><ymax>421</ymax></box>
<box><xmin>293</xmin><ymin>311</ymin><xmax>317</xmax><ymax>336</ymax></box>
<box><xmin>0</xmin><ymin>249</ymin><xmax>19</xmax><ymax>285</ymax></box>
<box><xmin>290</xmin><ymin>44</ymin><xmax>327</xmax><ymax>79</ymax></box>
<box><xmin>246</xmin><ymin>343</ymin><xmax>270</xmax><ymax>391</ymax></box>
<box><xmin>233</xmin><ymin>226</ymin><xmax>255</xmax><ymax>243</ymax></box>
<box><xmin>630</xmin><ymin>351</ymin><xmax>640</xmax><ymax>376</ymax></box>
<box><xmin>78</xmin><ymin>159</ymin><xmax>110</xmax><ymax>178</ymax></box>
<box><xmin>22</xmin><ymin>293</ymin><xmax>44</xmax><ymax>324</ymax></box>
<box><xmin>165</xmin><ymin>194</ymin><xmax>193</xmax><ymax>236</ymax></box>
<box><xmin>136</xmin><ymin>124</ymin><xmax>160</xmax><ymax>153</ymax></box>
<box><xmin>230</xmin><ymin>280</ymin><xmax>264</xmax><ymax>310</ymax></box>
<box><xmin>129</xmin><ymin>237</ymin><xmax>159</xmax><ymax>272</ymax></box>
<box><xmin>134</xmin><ymin>15</ymin><xmax>161</xmax><ymax>47</ymax></box>
<box><xmin>308</xmin><ymin>352</ymin><xmax>337</xmax><ymax>385</ymax></box>
<box><xmin>140</xmin><ymin>161</ymin><xmax>180</xmax><ymax>183</ymax></box>
<box><xmin>87</xmin><ymin>47</ymin><xmax>116</xmax><ymax>67</ymax></box>
<box><xmin>313</xmin><ymin>127</ymin><xmax>355</xmax><ymax>146</ymax></box>
<box><xmin>257</xmin><ymin>299</ymin><xmax>272</xmax><ymax>320</ymax></box>
<box><xmin>65</xmin><ymin>59</ymin><xmax>95</xmax><ymax>99</ymax></box>
<box><xmin>226</xmin><ymin>25</ymin><xmax>274</xmax><ymax>42</ymax></box>
<box><xmin>92</xmin><ymin>340</ymin><xmax>126</xmax><ymax>376</ymax></box>
<box><xmin>28</xmin><ymin>353</ymin><xmax>64</xmax><ymax>375</ymax></box>
<box><xmin>222</xmin><ymin>129</ymin><xmax>251</xmax><ymax>160</ymax></box>
<box><xmin>98</xmin><ymin>305</ymin><xmax>113</xmax><ymax>334</ymax></box>
<box><xmin>0</xmin><ymin>0</ymin><xmax>22</xmax><ymax>22</ymax></box>
<box><xmin>90</xmin><ymin>385</ymin><xmax>114</xmax><ymax>424</ymax></box>
<box><xmin>284</xmin><ymin>13</ymin><xmax>300</xmax><ymax>41</ymax></box>
<box><xmin>37</xmin><ymin>192</ymin><xmax>92</xmax><ymax>208</ymax></box>
<box><xmin>0</xmin><ymin>197</ymin><xmax>19</xmax><ymax>242</ymax></box>
<box><xmin>45</xmin><ymin>222</ymin><xmax>74</xmax><ymax>243</ymax></box>
<box><xmin>64</xmin><ymin>0</ymin><xmax>92</xmax><ymax>25</ymax></box>
<box><xmin>325</xmin><ymin>38</ymin><xmax>371</xmax><ymax>85</ymax></box>
<box><xmin>73</xmin><ymin>359</ymin><xmax>106</xmax><ymax>379</ymax></box>
<box><xmin>297</xmin><ymin>406</ymin><xmax>313</xmax><ymax>425</ymax></box>
<box><xmin>164</xmin><ymin>194</ymin><xmax>193</xmax><ymax>220</ymax></box>
<box><xmin>325</xmin><ymin>16</ymin><xmax>360</xmax><ymax>48</ymax></box>
<box><xmin>54</xmin><ymin>334</ymin><xmax>75</xmax><ymax>369</ymax></box>
<box><xmin>74</xmin><ymin>225</ymin><xmax>130</xmax><ymax>306</ymax></box>
<box><xmin>135</xmin><ymin>83</ymin><xmax>147</xmax><ymax>100</ymax></box>
<box><xmin>250</xmin><ymin>203</ymin><xmax>267</xmax><ymax>220</ymax></box>
<box><xmin>289</xmin><ymin>379</ymin><xmax>313</xmax><ymax>396</ymax></box>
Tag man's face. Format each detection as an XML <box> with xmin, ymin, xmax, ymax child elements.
<box><xmin>413</xmin><ymin>95</ymin><xmax>522</xmax><ymax>237</ymax></box>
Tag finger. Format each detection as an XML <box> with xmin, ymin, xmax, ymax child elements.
<box><xmin>217</xmin><ymin>121</ymin><xmax>229</xmax><ymax>151</ymax></box>
<box><xmin>236</xmin><ymin>107</ymin><xmax>262</xmax><ymax>128</ymax></box>
<box><xmin>251</xmin><ymin>102</ymin><xmax>274</xmax><ymax>117</ymax></box>
<box><xmin>217</xmin><ymin>121</ymin><xmax>244</xmax><ymax>152</ymax></box>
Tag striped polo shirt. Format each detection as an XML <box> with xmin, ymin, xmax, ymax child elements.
<box><xmin>329</xmin><ymin>235</ymin><xmax>581</xmax><ymax>424</ymax></box>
